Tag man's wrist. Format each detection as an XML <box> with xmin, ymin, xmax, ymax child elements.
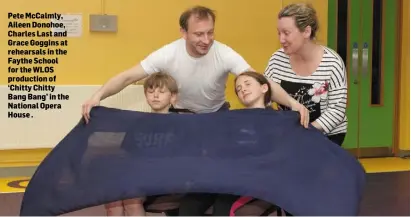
<box><xmin>92</xmin><ymin>92</ymin><xmax>103</xmax><ymax>101</ymax></box>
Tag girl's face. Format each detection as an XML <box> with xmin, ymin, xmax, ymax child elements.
<box><xmin>235</xmin><ymin>75</ymin><xmax>268</xmax><ymax>108</ymax></box>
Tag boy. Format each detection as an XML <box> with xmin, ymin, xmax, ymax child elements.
<box><xmin>143</xmin><ymin>72</ymin><xmax>178</xmax><ymax>114</ymax></box>
<box><xmin>104</xmin><ymin>72</ymin><xmax>179</xmax><ymax>216</ymax></box>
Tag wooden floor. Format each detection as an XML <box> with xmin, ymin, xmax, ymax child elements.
<box><xmin>0</xmin><ymin>149</ymin><xmax>409</xmax><ymax>216</ymax></box>
<box><xmin>0</xmin><ymin>171</ymin><xmax>409</xmax><ymax>216</ymax></box>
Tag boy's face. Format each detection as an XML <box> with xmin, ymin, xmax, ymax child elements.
<box><xmin>145</xmin><ymin>86</ymin><xmax>176</xmax><ymax>113</ymax></box>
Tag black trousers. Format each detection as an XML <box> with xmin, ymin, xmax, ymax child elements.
<box><xmin>327</xmin><ymin>133</ymin><xmax>346</xmax><ymax>146</ymax></box>
<box><xmin>178</xmin><ymin>193</ymin><xmax>239</xmax><ymax>216</ymax></box>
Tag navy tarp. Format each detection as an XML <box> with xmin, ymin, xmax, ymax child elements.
<box><xmin>20</xmin><ymin>106</ymin><xmax>366</xmax><ymax>216</ymax></box>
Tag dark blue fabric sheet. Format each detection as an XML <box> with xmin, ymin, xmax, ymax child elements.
<box><xmin>20</xmin><ymin>106</ymin><xmax>366</xmax><ymax>216</ymax></box>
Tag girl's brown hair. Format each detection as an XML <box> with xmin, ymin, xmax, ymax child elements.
<box><xmin>234</xmin><ymin>71</ymin><xmax>272</xmax><ymax>106</ymax></box>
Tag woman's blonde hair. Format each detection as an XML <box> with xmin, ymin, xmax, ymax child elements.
<box><xmin>278</xmin><ymin>3</ymin><xmax>319</xmax><ymax>39</ymax></box>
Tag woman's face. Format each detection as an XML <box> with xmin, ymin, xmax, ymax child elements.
<box><xmin>277</xmin><ymin>16</ymin><xmax>309</xmax><ymax>55</ymax></box>
<box><xmin>235</xmin><ymin>75</ymin><xmax>268</xmax><ymax>108</ymax></box>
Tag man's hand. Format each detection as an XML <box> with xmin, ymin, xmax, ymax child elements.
<box><xmin>82</xmin><ymin>97</ymin><xmax>100</xmax><ymax>124</ymax></box>
<box><xmin>291</xmin><ymin>101</ymin><xmax>309</xmax><ymax>128</ymax></box>
<box><xmin>80</xmin><ymin>64</ymin><xmax>149</xmax><ymax>124</ymax></box>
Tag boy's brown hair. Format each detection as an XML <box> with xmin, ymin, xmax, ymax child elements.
<box><xmin>143</xmin><ymin>72</ymin><xmax>179</xmax><ymax>94</ymax></box>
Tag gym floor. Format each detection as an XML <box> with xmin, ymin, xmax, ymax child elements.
<box><xmin>0</xmin><ymin>150</ymin><xmax>409</xmax><ymax>216</ymax></box>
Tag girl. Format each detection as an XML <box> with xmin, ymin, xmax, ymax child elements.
<box><xmin>235</xmin><ymin>71</ymin><xmax>273</xmax><ymax>109</ymax></box>
<box><xmin>208</xmin><ymin>71</ymin><xmax>275</xmax><ymax>217</ymax></box>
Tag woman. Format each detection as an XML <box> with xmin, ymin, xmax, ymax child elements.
<box><xmin>264</xmin><ymin>3</ymin><xmax>348</xmax><ymax>146</ymax></box>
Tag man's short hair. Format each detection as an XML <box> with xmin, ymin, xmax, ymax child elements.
<box><xmin>179</xmin><ymin>5</ymin><xmax>216</xmax><ymax>31</ymax></box>
<box><xmin>143</xmin><ymin>72</ymin><xmax>179</xmax><ymax>94</ymax></box>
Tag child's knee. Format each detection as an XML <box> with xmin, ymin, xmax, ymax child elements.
<box><xmin>123</xmin><ymin>197</ymin><xmax>145</xmax><ymax>205</ymax></box>
<box><xmin>104</xmin><ymin>201</ymin><xmax>124</xmax><ymax>216</ymax></box>
<box><xmin>105</xmin><ymin>200</ymin><xmax>123</xmax><ymax>209</ymax></box>
<box><xmin>123</xmin><ymin>198</ymin><xmax>146</xmax><ymax>216</ymax></box>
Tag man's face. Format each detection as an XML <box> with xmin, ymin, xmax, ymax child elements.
<box><xmin>182</xmin><ymin>15</ymin><xmax>215</xmax><ymax>57</ymax></box>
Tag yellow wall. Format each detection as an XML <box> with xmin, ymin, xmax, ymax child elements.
<box><xmin>399</xmin><ymin>0</ymin><xmax>410</xmax><ymax>151</ymax></box>
<box><xmin>2</xmin><ymin>0</ymin><xmax>328</xmax><ymax>109</ymax></box>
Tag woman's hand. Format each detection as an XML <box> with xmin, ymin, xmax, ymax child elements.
<box><xmin>311</xmin><ymin>121</ymin><xmax>324</xmax><ymax>132</ymax></box>
<box><xmin>291</xmin><ymin>101</ymin><xmax>310</xmax><ymax>128</ymax></box>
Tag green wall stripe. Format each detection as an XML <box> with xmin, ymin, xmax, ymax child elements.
<box><xmin>327</xmin><ymin>0</ymin><xmax>337</xmax><ymax>50</ymax></box>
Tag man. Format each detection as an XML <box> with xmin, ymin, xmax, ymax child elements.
<box><xmin>82</xmin><ymin>5</ymin><xmax>309</xmax><ymax>124</ymax></box>
<box><xmin>81</xmin><ymin>5</ymin><xmax>309</xmax><ymax>216</ymax></box>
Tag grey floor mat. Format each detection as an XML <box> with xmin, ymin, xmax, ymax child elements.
<box><xmin>0</xmin><ymin>167</ymin><xmax>37</xmax><ymax>178</ymax></box>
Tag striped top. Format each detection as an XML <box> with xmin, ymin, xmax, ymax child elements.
<box><xmin>264</xmin><ymin>47</ymin><xmax>348</xmax><ymax>135</ymax></box>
